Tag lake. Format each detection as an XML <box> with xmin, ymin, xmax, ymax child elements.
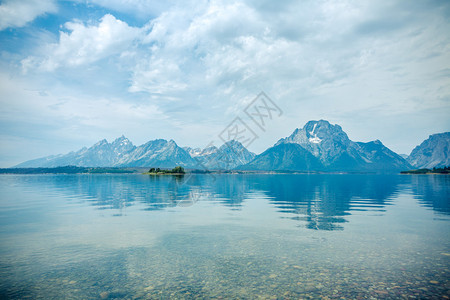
<box><xmin>0</xmin><ymin>174</ymin><xmax>449</xmax><ymax>299</ymax></box>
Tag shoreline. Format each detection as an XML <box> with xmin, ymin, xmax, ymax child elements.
<box><xmin>0</xmin><ymin>167</ymin><xmax>419</xmax><ymax>175</ymax></box>
<box><xmin>1</xmin><ymin>166</ymin><xmax>448</xmax><ymax>175</ymax></box>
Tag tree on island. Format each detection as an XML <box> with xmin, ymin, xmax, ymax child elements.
<box><xmin>171</xmin><ymin>166</ymin><xmax>185</xmax><ymax>174</ymax></box>
<box><xmin>401</xmin><ymin>165</ymin><xmax>449</xmax><ymax>174</ymax></box>
<box><xmin>147</xmin><ymin>166</ymin><xmax>185</xmax><ymax>174</ymax></box>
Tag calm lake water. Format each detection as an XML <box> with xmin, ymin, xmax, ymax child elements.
<box><xmin>0</xmin><ymin>174</ymin><xmax>449</xmax><ymax>299</ymax></box>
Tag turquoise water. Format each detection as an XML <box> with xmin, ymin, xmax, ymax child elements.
<box><xmin>0</xmin><ymin>174</ymin><xmax>449</xmax><ymax>299</ymax></box>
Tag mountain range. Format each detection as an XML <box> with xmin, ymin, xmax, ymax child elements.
<box><xmin>15</xmin><ymin>136</ymin><xmax>256</xmax><ymax>170</ymax></box>
<box><xmin>15</xmin><ymin>120</ymin><xmax>449</xmax><ymax>172</ymax></box>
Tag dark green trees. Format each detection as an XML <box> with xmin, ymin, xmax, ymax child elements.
<box><xmin>147</xmin><ymin>166</ymin><xmax>185</xmax><ymax>174</ymax></box>
<box><xmin>171</xmin><ymin>166</ymin><xmax>185</xmax><ymax>174</ymax></box>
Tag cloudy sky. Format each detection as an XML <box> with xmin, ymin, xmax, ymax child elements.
<box><xmin>0</xmin><ymin>0</ymin><xmax>449</xmax><ymax>167</ymax></box>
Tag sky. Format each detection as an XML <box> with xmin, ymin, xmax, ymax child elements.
<box><xmin>0</xmin><ymin>0</ymin><xmax>449</xmax><ymax>167</ymax></box>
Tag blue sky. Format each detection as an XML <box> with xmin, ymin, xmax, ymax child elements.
<box><xmin>0</xmin><ymin>0</ymin><xmax>449</xmax><ymax>167</ymax></box>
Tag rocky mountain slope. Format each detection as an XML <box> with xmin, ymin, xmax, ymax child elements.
<box><xmin>407</xmin><ymin>132</ymin><xmax>450</xmax><ymax>168</ymax></box>
<box><xmin>190</xmin><ymin>140</ymin><xmax>255</xmax><ymax>170</ymax></box>
<box><xmin>240</xmin><ymin>143</ymin><xmax>323</xmax><ymax>171</ymax></box>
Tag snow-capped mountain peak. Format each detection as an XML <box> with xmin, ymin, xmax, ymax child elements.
<box><xmin>270</xmin><ymin>120</ymin><xmax>411</xmax><ymax>172</ymax></box>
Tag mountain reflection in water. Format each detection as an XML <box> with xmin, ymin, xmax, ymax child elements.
<box><xmin>11</xmin><ymin>174</ymin><xmax>449</xmax><ymax>231</ymax></box>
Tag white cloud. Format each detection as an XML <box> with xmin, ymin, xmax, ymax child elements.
<box><xmin>132</xmin><ymin>1</ymin><xmax>450</xmax><ymax>102</ymax></box>
<box><xmin>133</xmin><ymin>0</ymin><xmax>359</xmax><ymax>95</ymax></box>
<box><xmin>2</xmin><ymin>0</ymin><xmax>450</xmax><ymax>165</ymax></box>
<box><xmin>130</xmin><ymin>1</ymin><xmax>272</xmax><ymax>96</ymax></box>
<box><xmin>22</xmin><ymin>14</ymin><xmax>142</xmax><ymax>71</ymax></box>
<box><xmin>0</xmin><ymin>0</ymin><xmax>56</xmax><ymax>30</ymax></box>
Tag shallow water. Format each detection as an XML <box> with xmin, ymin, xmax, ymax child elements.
<box><xmin>0</xmin><ymin>174</ymin><xmax>449</xmax><ymax>299</ymax></box>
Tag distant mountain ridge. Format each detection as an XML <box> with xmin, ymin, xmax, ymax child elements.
<box><xmin>15</xmin><ymin>120</ymin><xmax>449</xmax><ymax>172</ymax></box>
<box><xmin>15</xmin><ymin>137</ymin><xmax>254</xmax><ymax>169</ymax></box>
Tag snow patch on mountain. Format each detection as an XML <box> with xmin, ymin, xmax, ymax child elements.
<box><xmin>308</xmin><ymin>123</ymin><xmax>322</xmax><ymax>144</ymax></box>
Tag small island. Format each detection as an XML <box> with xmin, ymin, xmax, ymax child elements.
<box><xmin>144</xmin><ymin>166</ymin><xmax>186</xmax><ymax>175</ymax></box>
<box><xmin>401</xmin><ymin>166</ymin><xmax>449</xmax><ymax>174</ymax></box>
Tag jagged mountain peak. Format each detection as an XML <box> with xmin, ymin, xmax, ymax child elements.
<box><xmin>302</xmin><ymin>120</ymin><xmax>349</xmax><ymax>144</ymax></box>
<box><xmin>303</xmin><ymin>119</ymin><xmax>336</xmax><ymax>130</ymax></box>
<box><xmin>220</xmin><ymin>140</ymin><xmax>246</xmax><ymax>151</ymax></box>
<box><xmin>113</xmin><ymin>135</ymin><xmax>130</xmax><ymax>142</ymax></box>
<box><xmin>277</xmin><ymin>120</ymin><xmax>350</xmax><ymax>147</ymax></box>
<box><xmin>112</xmin><ymin>135</ymin><xmax>133</xmax><ymax>146</ymax></box>
<box><xmin>303</xmin><ymin>119</ymin><xmax>343</xmax><ymax>132</ymax></box>
<box><xmin>93</xmin><ymin>139</ymin><xmax>109</xmax><ymax>147</ymax></box>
